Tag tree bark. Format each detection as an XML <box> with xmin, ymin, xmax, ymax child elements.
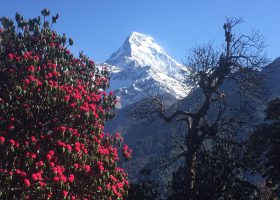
<box><xmin>185</xmin><ymin>143</ymin><xmax>196</xmax><ymax>199</ymax></box>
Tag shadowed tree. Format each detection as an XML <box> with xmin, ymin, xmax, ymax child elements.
<box><xmin>127</xmin><ymin>167</ymin><xmax>160</xmax><ymax>200</ymax></box>
<box><xmin>168</xmin><ymin>142</ymin><xmax>260</xmax><ymax>200</ymax></box>
<box><xmin>247</xmin><ymin>97</ymin><xmax>280</xmax><ymax>199</ymax></box>
<box><xmin>130</xmin><ymin>17</ymin><xmax>267</xmax><ymax>199</ymax></box>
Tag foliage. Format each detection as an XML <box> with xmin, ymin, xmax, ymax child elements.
<box><xmin>247</xmin><ymin>97</ymin><xmax>280</xmax><ymax>198</ymax></box>
<box><xmin>168</xmin><ymin>143</ymin><xmax>259</xmax><ymax>200</ymax></box>
<box><xmin>167</xmin><ymin>166</ymin><xmax>187</xmax><ymax>200</ymax></box>
<box><xmin>127</xmin><ymin>181</ymin><xmax>159</xmax><ymax>200</ymax></box>
<box><xmin>0</xmin><ymin>9</ymin><xmax>131</xmax><ymax>199</ymax></box>
<box><xmin>194</xmin><ymin>144</ymin><xmax>259</xmax><ymax>200</ymax></box>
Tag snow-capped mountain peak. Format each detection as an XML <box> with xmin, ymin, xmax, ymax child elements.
<box><xmin>129</xmin><ymin>31</ymin><xmax>166</xmax><ymax>57</ymax></box>
<box><xmin>107</xmin><ymin>32</ymin><xmax>182</xmax><ymax>71</ymax></box>
<box><xmin>105</xmin><ymin>32</ymin><xmax>191</xmax><ymax>107</ymax></box>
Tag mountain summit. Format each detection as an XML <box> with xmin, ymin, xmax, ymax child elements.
<box><xmin>107</xmin><ymin>32</ymin><xmax>180</xmax><ymax>69</ymax></box>
<box><xmin>105</xmin><ymin>32</ymin><xmax>190</xmax><ymax>106</ymax></box>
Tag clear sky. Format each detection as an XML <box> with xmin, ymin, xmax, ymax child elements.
<box><xmin>0</xmin><ymin>0</ymin><xmax>279</xmax><ymax>63</ymax></box>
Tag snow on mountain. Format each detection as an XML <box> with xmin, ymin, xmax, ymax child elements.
<box><xmin>105</xmin><ymin>32</ymin><xmax>190</xmax><ymax>107</ymax></box>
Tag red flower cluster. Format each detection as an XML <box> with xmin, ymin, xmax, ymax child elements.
<box><xmin>123</xmin><ymin>144</ymin><xmax>133</xmax><ymax>160</ymax></box>
<box><xmin>0</xmin><ymin>10</ymin><xmax>130</xmax><ymax>199</ymax></box>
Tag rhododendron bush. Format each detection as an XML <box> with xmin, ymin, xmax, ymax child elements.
<box><xmin>0</xmin><ymin>9</ymin><xmax>131</xmax><ymax>199</ymax></box>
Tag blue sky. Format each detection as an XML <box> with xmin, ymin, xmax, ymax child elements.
<box><xmin>0</xmin><ymin>0</ymin><xmax>279</xmax><ymax>63</ymax></box>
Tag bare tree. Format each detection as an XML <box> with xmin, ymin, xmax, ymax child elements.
<box><xmin>130</xmin><ymin>18</ymin><xmax>268</xmax><ymax>199</ymax></box>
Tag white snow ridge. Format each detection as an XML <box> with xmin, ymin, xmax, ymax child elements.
<box><xmin>104</xmin><ymin>32</ymin><xmax>191</xmax><ymax>107</ymax></box>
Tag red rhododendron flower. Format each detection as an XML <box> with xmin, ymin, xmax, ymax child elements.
<box><xmin>9</xmin><ymin>139</ymin><xmax>15</xmax><ymax>146</ymax></box>
<box><xmin>46</xmin><ymin>154</ymin><xmax>52</xmax><ymax>160</ymax></box>
<box><xmin>24</xmin><ymin>179</ymin><xmax>31</xmax><ymax>187</ymax></box>
<box><xmin>20</xmin><ymin>171</ymin><xmax>27</xmax><ymax>177</ymax></box>
<box><xmin>62</xmin><ymin>190</ymin><xmax>68</xmax><ymax>197</ymax></box>
<box><xmin>60</xmin><ymin>175</ymin><xmax>67</xmax><ymax>183</ymax></box>
<box><xmin>68</xmin><ymin>174</ymin><xmax>75</xmax><ymax>183</ymax></box>
<box><xmin>28</xmin><ymin>65</ymin><xmax>35</xmax><ymax>72</ymax></box>
<box><xmin>39</xmin><ymin>181</ymin><xmax>46</xmax><ymax>187</ymax></box>
<box><xmin>38</xmin><ymin>161</ymin><xmax>44</xmax><ymax>166</ymax></box>
<box><xmin>0</xmin><ymin>136</ymin><xmax>5</xmax><ymax>144</ymax></box>
<box><xmin>84</xmin><ymin>165</ymin><xmax>91</xmax><ymax>172</ymax></box>
<box><xmin>64</xmin><ymin>95</ymin><xmax>70</xmax><ymax>102</ymax></box>
<box><xmin>31</xmin><ymin>136</ymin><xmax>37</xmax><ymax>143</ymax></box>
<box><xmin>8</xmin><ymin>53</ymin><xmax>14</xmax><ymax>60</ymax></box>
<box><xmin>73</xmin><ymin>163</ymin><xmax>79</xmax><ymax>169</ymax></box>
<box><xmin>66</xmin><ymin>144</ymin><xmax>72</xmax><ymax>152</ymax></box>
<box><xmin>98</xmin><ymin>164</ymin><xmax>104</xmax><ymax>171</ymax></box>
<box><xmin>8</xmin><ymin>124</ymin><xmax>14</xmax><ymax>130</ymax></box>
<box><xmin>30</xmin><ymin>153</ymin><xmax>36</xmax><ymax>159</ymax></box>
<box><xmin>53</xmin><ymin>176</ymin><xmax>59</xmax><ymax>182</ymax></box>
<box><xmin>32</xmin><ymin>173</ymin><xmax>38</xmax><ymax>181</ymax></box>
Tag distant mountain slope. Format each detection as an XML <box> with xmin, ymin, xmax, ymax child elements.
<box><xmin>262</xmin><ymin>57</ymin><xmax>280</xmax><ymax>100</ymax></box>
